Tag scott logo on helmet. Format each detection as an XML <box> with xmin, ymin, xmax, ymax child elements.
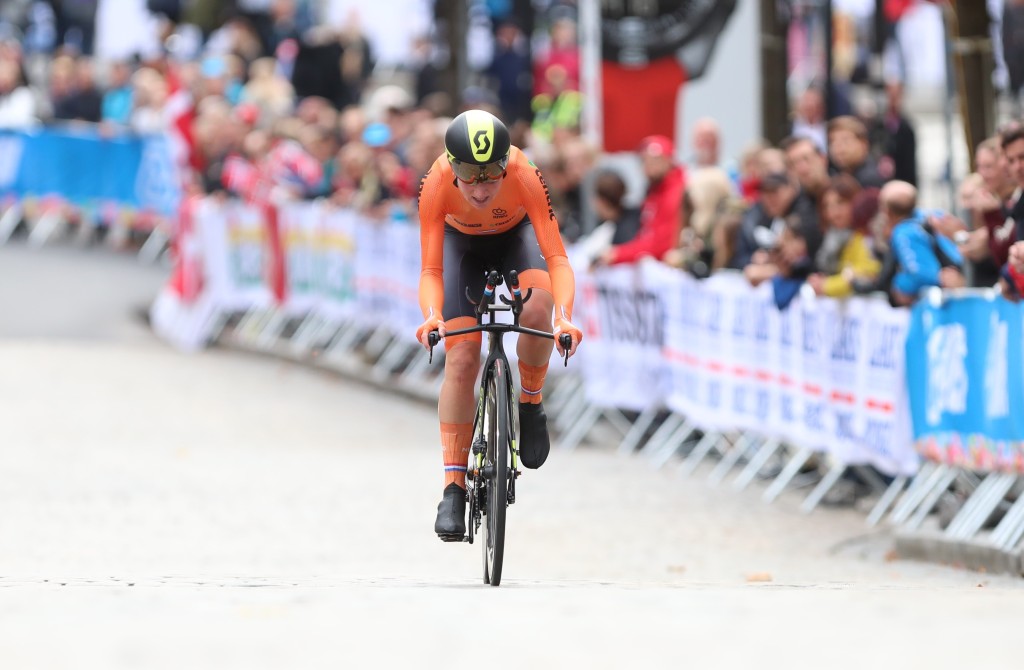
<box><xmin>473</xmin><ymin>130</ymin><xmax>491</xmax><ymax>157</ymax></box>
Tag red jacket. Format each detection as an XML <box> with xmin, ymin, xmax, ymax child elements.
<box><xmin>611</xmin><ymin>165</ymin><xmax>686</xmax><ymax>264</ymax></box>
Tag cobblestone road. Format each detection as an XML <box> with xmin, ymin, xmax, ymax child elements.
<box><xmin>0</xmin><ymin>245</ymin><xmax>1020</xmax><ymax>669</ymax></box>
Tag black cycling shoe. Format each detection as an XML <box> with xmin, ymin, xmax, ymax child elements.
<box><xmin>434</xmin><ymin>482</ymin><xmax>467</xmax><ymax>541</ymax></box>
<box><xmin>518</xmin><ymin>401</ymin><xmax>550</xmax><ymax>469</ymax></box>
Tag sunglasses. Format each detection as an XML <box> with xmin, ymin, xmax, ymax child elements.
<box><xmin>450</xmin><ymin>156</ymin><xmax>509</xmax><ymax>184</ymax></box>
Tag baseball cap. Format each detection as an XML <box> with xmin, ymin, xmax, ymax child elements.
<box><xmin>638</xmin><ymin>135</ymin><xmax>674</xmax><ymax>158</ymax></box>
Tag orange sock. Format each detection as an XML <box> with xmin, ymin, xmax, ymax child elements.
<box><xmin>441</xmin><ymin>422</ymin><xmax>473</xmax><ymax>489</ymax></box>
<box><xmin>519</xmin><ymin>361</ymin><xmax>548</xmax><ymax>404</ymax></box>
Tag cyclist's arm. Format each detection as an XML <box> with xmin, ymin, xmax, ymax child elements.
<box><xmin>418</xmin><ymin>164</ymin><xmax>446</xmax><ymax>320</ymax></box>
<box><xmin>514</xmin><ymin>158</ymin><xmax>576</xmax><ymax>320</ymax></box>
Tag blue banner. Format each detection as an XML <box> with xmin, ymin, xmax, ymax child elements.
<box><xmin>905</xmin><ymin>293</ymin><xmax>1024</xmax><ymax>472</ymax></box>
<box><xmin>0</xmin><ymin>127</ymin><xmax>180</xmax><ymax>215</ymax></box>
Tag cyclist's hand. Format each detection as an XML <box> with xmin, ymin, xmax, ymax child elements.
<box><xmin>554</xmin><ymin>318</ymin><xmax>582</xmax><ymax>358</ymax></box>
<box><xmin>416</xmin><ymin>314</ymin><xmax>446</xmax><ymax>349</ymax></box>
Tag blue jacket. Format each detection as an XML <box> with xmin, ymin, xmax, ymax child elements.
<box><xmin>891</xmin><ymin>211</ymin><xmax>963</xmax><ymax>296</ymax></box>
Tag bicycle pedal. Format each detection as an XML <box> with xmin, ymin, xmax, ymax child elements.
<box><xmin>437</xmin><ymin>532</ymin><xmax>466</xmax><ymax>543</ymax></box>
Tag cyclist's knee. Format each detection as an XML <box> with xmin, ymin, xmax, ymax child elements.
<box><xmin>520</xmin><ymin>291</ymin><xmax>553</xmax><ymax>331</ymax></box>
<box><xmin>444</xmin><ymin>343</ymin><xmax>481</xmax><ymax>385</ymax></box>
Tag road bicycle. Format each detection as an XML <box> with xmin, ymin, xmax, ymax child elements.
<box><xmin>428</xmin><ymin>269</ymin><xmax>571</xmax><ymax>586</ymax></box>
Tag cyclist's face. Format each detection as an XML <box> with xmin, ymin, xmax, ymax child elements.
<box><xmin>456</xmin><ymin>177</ymin><xmax>502</xmax><ymax>208</ymax></box>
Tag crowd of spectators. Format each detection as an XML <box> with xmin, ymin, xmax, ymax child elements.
<box><xmin>582</xmin><ymin>76</ymin><xmax>1024</xmax><ymax>312</ymax></box>
<box><xmin>3</xmin><ymin>1</ymin><xmax>1024</xmax><ymax>307</ymax></box>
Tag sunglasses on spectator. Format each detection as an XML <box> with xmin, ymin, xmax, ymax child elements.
<box><xmin>450</xmin><ymin>156</ymin><xmax>509</xmax><ymax>184</ymax></box>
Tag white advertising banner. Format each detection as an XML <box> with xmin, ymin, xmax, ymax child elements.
<box><xmin>577</xmin><ymin>262</ymin><xmax>668</xmax><ymax>412</ymax></box>
<box><xmin>199</xmin><ymin>199</ymin><xmax>272</xmax><ymax>312</ymax></box>
<box><xmin>316</xmin><ymin>207</ymin><xmax>358</xmax><ymax>323</ymax></box>
<box><xmin>581</xmin><ymin>264</ymin><xmax>917</xmax><ymax>476</ymax></box>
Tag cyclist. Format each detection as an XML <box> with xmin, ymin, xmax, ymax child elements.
<box><xmin>416</xmin><ymin>109</ymin><xmax>583</xmax><ymax>540</ymax></box>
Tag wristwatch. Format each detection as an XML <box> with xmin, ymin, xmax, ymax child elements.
<box><xmin>601</xmin><ymin>0</ymin><xmax>738</xmax><ymax>79</ymax></box>
<box><xmin>598</xmin><ymin>1</ymin><xmax>738</xmax><ymax>152</ymax></box>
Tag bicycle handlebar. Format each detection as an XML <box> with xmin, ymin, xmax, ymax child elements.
<box><xmin>428</xmin><ymin>324</ymin><xmax>573</xmax><ymax>367</ymax></box>
<box><xmin>426</xmin><ymin>269</ymin><xmax>575</xmax><ymax>366</ymax></box>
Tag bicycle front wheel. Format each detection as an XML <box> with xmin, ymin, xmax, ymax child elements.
<box><xmin>481</xmin><ymin>358</ymin><xmax>509</xmax><ymax>586</ymax></box>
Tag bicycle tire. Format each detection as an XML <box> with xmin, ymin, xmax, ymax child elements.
<box><xmin>481</xmin><ymin>359</ymin><xmax>509</xmax><ymax>586</ymax></box>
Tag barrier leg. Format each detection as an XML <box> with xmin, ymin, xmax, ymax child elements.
<box><xmin>762</xmin><ymin>446</ymin><xmax>814</xmax><ymax>503</ymax></box>
<box><xmin>233</xmin><ymin>307</ymin><xmax>265</xmax><ymax>347</ymax></box>
<box><xmin>553</xmin><ymin>391</ymin><xmax>588</xmax><ymax>432</ymax></box>
<box><xmin>732</xmin><ymin>438</ymin><xmax>780</xmax><ymax>490</ymax></box>
<box><xmin>326</xmin><ymin>321</ymin><xmax>366</xmax><ymax>357</ymax></box>
<box><xmin>28</xmin><ymin>208</ymin><xmax>65</xmax><ymax>248</ymax></box>
<box><xmin>255</xmin><ymin>309</ymin><xmax>288</xmax><ymax>351</ymax></box>
<box><xmin>556</xmin><ymin>403</ymin><xmax>603</xmax><ymax>452</ymax></box>
<box><xmin>884</xmin><ymin>465</ymin><xmax>937</xmax><ymax>528</ymax></box>
<box><xmin>989</xmin><ymin>485</ymin><xmax>1024</xmax><ymax>551</ymax></box>
<box><xmin>643</xmin><ymin>416</ymin><xmax>690</xmax><ymax>468</ymax></box>
<box><xmin>617</xmin><ymin>406</ymin><xmax>661</xmax><ymax>456</ymax></box>
<box><xmin>707</xmin><ymin>433</ymin><xmax>754</xmax><ymax>485</ymax></box>
<box><xmin>138</xmin><ymin>227</ymin><xmax>169</xmax><ymax>264</ymax></box>
<box><xmin>677</xmin><ymin>431</ymin><xmax>725</xmax><ymax>478</ymax></box>
<box><xmin>289</xmin><ymin>314</ymin><xmax>322</xmax><ymax>355</ymax></box>
<box><xmin>545</xmin><ymin>375</ymin><xmax>582</xmax><ymax>417</ymax></box>
<box><xmin>800</xmin><ymin>464</ymin><xmax>846</xmax><ymax>514</ymax></box>
<box><xmin>944</xmin><ymin>473</ymin><xmax>1017</xmax><ymax>541</ymax></box>
<box><xmin>866</xmin><ymin>476</ymin><xmax>908</xmax><ymax>527</ymax></box>
<box><xmin>362</xmin><ymin>324</ymin><xmax>395</xmax><ymax>362</ymax></box>
<box><xmin>0</xmin><ymin>201</ymin><xmax>24</xmax><ymax>244</ymax></box>
<box><xmin>371</xmin><ymin>340</ymin><xmax>417</xmax><ymax>381</ymax></box>
<box><xmin>904</xmin><ymin>467</ymin><xmax>959</xmax><ymax>531</ymax></box>
<box><xmin>604</xmin><ymin>408</ymin><xmax>634</xmax><ymax>438</ymax></box>
<box><xmin>888</xmin><ymin>463</ymin><xmax>945</xmax><ymax>525</ymax></box>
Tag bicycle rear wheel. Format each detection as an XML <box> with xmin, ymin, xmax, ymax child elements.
<box><xmin>481</xmin><ymin>359</ymin><xmax>509</xmax><ymax>586</ymax></box>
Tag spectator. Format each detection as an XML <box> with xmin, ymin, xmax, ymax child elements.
<box><xmin>807</xmin><ymin>178</ymin><xmax>881</xmax><ymax>297</ymax></box>
<box><xmin>55</xmin><ymin>55</ymin><xmax>102</xmax><ymax>122</ymax></box>
<box><xmin>1000</xmin><ymin>124</ymin><xmax>1024</xmax><ymax>249</ymax></box>
<box><xmin>828</xmin><ymin>115</ymin><xmax>885</xmax><ymax>188</ymax></box>
<box><xmin>875</xmin><ymin>80</ymin><xmax>917</xmax><ymax>185</ymax></box>
<box><xmin>577</xmin><ymin>169</ymin><xmax>640</xmax><ymax>264</ymax></box>
<box><xmin>1003</xmin><ymin>0</ymin><xmax>1024</xmax><ymax>114</ymax></box>
<box><xmin>241</xmin><ymin>56</ymin><xmax>294</xmax><ymax>120</ymax></box>
<box><xmin>533</xmin><ymin>14</ymin><xmax>578</xmax><ymax>97</ymax></box>
<box><xmin>530</xmin><ymin>64</ymin><xmax>582</xmax><ymax>144</ymax></box>
<box><xmin>486</xmin><ymin>19</ymin><xmax>531</xmax><ymax>125</ymax></box>
<box><xmin>883</xmin><ymin>180</ymin><xmax>965</xmax><ymax>304</ymax></box>
<box><xmin>0</xmin><ymin>55</ymin><xmax>37</xmax><ymax>128</ymax></box>
<box><xmin>291</xmin><ymin>22</ymin><xmax>371</xmax><ymax>111</ymax></box>
<box><xmin>57</xmin><ymin>0</ymin><xmax>98</xmax><ymax>55</ymax></box>
<box><xmin>731</xmin><ymin>171</ymin><xmax>821</xmax><ymax>271</ymax></box>
<box><xmin>689</xmin><ymin>117</ymin><xmax>722</xmax><ymax>170</ymax></box>
<box><xmin>598</xmin><ymin>135</ymin><xmax>686</xmax><ymax>265</ymax></box>
<box><xmin>536</xmin><ymin>136</ymin><xmax>594</xmax><ymax>243</ymax></box>
<box><xmin>768</xmin><ymin>219</ymin><xmax>815</xmax><ymax>309</ymax></box>
<box><xmin>959</xmin><ymin>137</ymin><xmax>1017</xmax><ymax>286</ymax></box>
<box><xmin>101</xmin><ymin>60</ymin><xmax>134</xmax><ymax>124</ymax></box>
<box><xmin>664</xmin><ymin>167</ymin><xmax>733</xmax><ymax>278</ymax></box>
<box><xmin>791</xmin><ymin>85</ymin><xmax>826</xmax><ymax>152</ymax></box>
<box><xmin>999</xmin><ymin>123</ymin><xmax>1024</xmax><ymax>296</ymax></box>
<box><xmin>782</xmin><ymin>134</ymin><xmax>831</xmax><ymax>206</ymax></box>
<box><xmin>128</xmin><ymin>67</ymin><xmax>169</xmax><ymax>134</ymax></box>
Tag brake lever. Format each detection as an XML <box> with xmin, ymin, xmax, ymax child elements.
<box><xmin>559</xmin><ymin>333</ymin><xmax>572</xmax><ymax>367</ymax></box>
<box><xmin>428</xmin><ymin>330</ymin><xmax>440</xmax><ymax>364</ymax></box>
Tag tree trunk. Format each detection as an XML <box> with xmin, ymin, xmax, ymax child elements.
<box><xmin>761</xmin><ymin>0</ymin><xmax>790</xmax><ymax>144</ymax></box>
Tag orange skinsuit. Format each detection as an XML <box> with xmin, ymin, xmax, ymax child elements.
<box><xmin>417</xmin><ymin>146</ymin><xmax>576</xmax><ymax>341</ymax></box>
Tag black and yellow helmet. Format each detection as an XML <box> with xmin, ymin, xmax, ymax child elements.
<box><xmin>444</xmin><ymin>110</ymin><xmax>511</xmax><ymax>183</ymax></box>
